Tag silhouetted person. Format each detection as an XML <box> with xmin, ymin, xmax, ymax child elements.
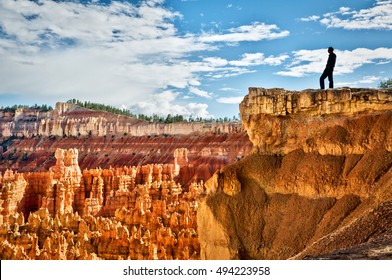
<box><xmin>320</xmin><ymin>47</ymin><xmax>336</xmax><ymax>89</ymax></box>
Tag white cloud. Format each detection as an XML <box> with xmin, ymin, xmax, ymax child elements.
<box><xmin>276</xmin><ymin>48</ymin><xmax>392</xmax><ymax>77</ymax></box>
<box><xmin>203</xmin><ymin>52</ymin><xmax>288</xmax><ymax>69</ymax></box>
<box><xmin>229</xmin><ymin>53</ymin><xmax>288</xmax><ymax>66</ymax></box>
<box><xmin>0</xmin><ymin>0</ymin><xmax>181</xmax><ymax>45</ymax></box>
<box><xmin>338</xmin><ymin>7</ymin><xmax>352</xmax><ymax>14</ymax></box>
<box><xmin>358</xmin><ymin>75</ymin><xmax>384</xmax><ymax>84</ymax></box>
<box><xmin>189</xmin><ymin>87</ymin><xmax>213</xmax><ymax>99</ymax></box>
<box><xmin>334</xmin><ymin>81</ymin><xmax>358</xmax><ymax>88</ymax></box>
<box><xmin>219</xmin><ymin>87</ymin><xmax>240</xmax><ymax>92</ymax></box>
<box><xmin>199</xmin><ymin>22</ymin><xmax>289</xmax><ymax>43</ymax></box>
<box><xmin>202</xmin><ymin>57</ymin><xmax>229</xmax><ymax>67</ymax></box>
<box><xmin>275</xmin><ymin>49</ymin><xmax>326</xmax><ymax>77</ymax></box>
<box><xmin>337</xmin><ymin>48</ymin><xmax>392</xmax><ymax>74</ymax></box>
<box><xmin>185</xmin><ymin>102</ymin><xmax>212</xmax><ymax>118</ymax></box>
<box><xmin>299</xmin><ymin>15</ymin><xmax>320</xmax><ymax>22</ymax></box>
<box><xmin>0</xmin><ymin>0</ymin><xmax>291</xmax><ymax>117</ymax></box>
<box><xmin>216</xmin><ymin>96</ymin><xmax>243</xmax><ymax>104</ymax></box>
<box><xmin>319</xmin><ymin>0</ymin><xmax>392</xmax><ymax>30</ymax></box>
<box><xmin>128</xmin><ymin>90</ymin><xmax>212</xmax><ymax>118</ymax></box>
<box><xmin>335</xmin><ymin>75</ymin><xmax>385</xmax><ymax>87</ymax></box>
<box><xmin>0</xmin><ymin>0</ymin><xmax>206</xmax><ymax>104</ymax></box>
<box><xmin>211</xmin><ymin>68</ymin><xmax>255</xmax><ymax>79</ymax></box>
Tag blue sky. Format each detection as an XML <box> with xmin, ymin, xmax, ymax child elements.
<box><xmin>0</xmin><ymin>0</ymin><xmax>391</xmax><ymax>118</ymax></box>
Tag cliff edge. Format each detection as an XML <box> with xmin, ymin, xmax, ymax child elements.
<box><xmin>197</xmin><ymin>87</ymin><xmax>392</xmax><ymax>259</ymax></box>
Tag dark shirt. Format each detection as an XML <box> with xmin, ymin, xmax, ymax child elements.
<box><xmin>326</xmin><ymin>53</ymin><xmax>336</xmax><ymax>70</ymax></box>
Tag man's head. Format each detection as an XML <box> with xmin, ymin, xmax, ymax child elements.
<box><xmin>328</xmin><ymin>47</ymin><xmax>334</xmax><ymax>53</ymax></box>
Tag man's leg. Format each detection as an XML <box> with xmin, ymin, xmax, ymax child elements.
<box><xmin>328</xmin><ymin>71</ymin><xmax>334</xmax><ymax>88</ymax></box>
<box><xmin>320</xmin><ymin>70</ymin><xmax>328</xmax><ymax>89</ymax></box>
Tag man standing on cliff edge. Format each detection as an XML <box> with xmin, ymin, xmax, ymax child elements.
<box><xmin>320</xmin><ymin>47</ymin><xmax>337</xmax><ymax>89</ymax></box>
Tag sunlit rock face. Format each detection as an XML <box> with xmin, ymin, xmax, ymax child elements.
<box><xmin>240</xmin><ymin>88</ymin><xmax>392</xmax><ymax>156</ymax></box>
<box><xmin>198</xmin><ymin>88</ymin><xmax>392</xmax><ymax>260</ymax></box>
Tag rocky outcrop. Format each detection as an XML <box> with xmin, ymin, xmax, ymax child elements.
<box><xmin>241</xmin><ymin>88</ymin><xmax>392</xmax><ymax>155</ymax></box>
<box><xmin>0</xmin><ymin>148</ymin><xmax>204</xmax><ymax>260</ymax></box>
<box><xmin>0</xmin><ymin>170</ymin><xmax>27</xmax><ymax>224</ymax></box>
<box><xmin>198</xmin><ymin>87</ymin><xmax>392</xmax><ymax>260</ymax></box>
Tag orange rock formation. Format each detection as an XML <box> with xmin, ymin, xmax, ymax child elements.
<box><xmin>198</xmin><ymin>87</ymin><xmax>392</xmax><ymax>260</ymax></box>
<box><xmin>0</xmin><ymin>148</ymin><xmax>204</xmax><ymax>260</ymax></box>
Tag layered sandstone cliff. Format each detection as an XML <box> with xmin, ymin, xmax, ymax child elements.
<box><xmin>0</xmin><ymin>148</ymin><xmax>203</xmax><ymax>260</ymax></box>
<box><xmin>198</xmin><ymin>87</ymin><xmax>392</xmax><ymax>260</ymax></box>
<box><xmin>0</xmin><ymin>102</ymin><xmax>242</xmax><ymax>138</ymax></box>
<box><xmin>0</xmin><ymin>103</ymin><xmax>252</xmax><ymax>183</ymax></box>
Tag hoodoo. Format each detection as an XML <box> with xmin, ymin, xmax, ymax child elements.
<box><xmin>0</xmin><ymin>148</ymin><xmax>204</xmax><ymax>259</ymax></box>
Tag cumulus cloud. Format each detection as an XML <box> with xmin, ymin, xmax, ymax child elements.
<box><xmin>319</xmin><ymin>0</ymin><xmax>392</xmax><ymax>30</ymax></box>
<box><xmin>202</xmin><ymin>57</ymin><xmax>229</xmax><ymax>67</ymax></box>
<box><xmin>337</xmin><ymin>48</ymin><xmax>392</xmax><ymax>74</ymax></box>
<box><xmin>0</xmin><ymin>0</ymin><xmax>204</xmax><ymax>104</ymax></box>
<box><xmin>0</xmin><ymin>0</ymin><xmax>291</xmax><ymax>117</ymax></box>
<box><xmin>129</xmin><ymin>90</ymin><xmax>212</xmax><ymax>118</ymax></box>
<box><xmin>216</xmin><ymin>96</ymin><xmax>244</xmax><ymax>104</ymax></box>
<box><xmin>199</xmin><ymin>22</ymin><xmax>289</xmax><ymax>43</ymax></box>
<box><xmin>202</xmin><ymin>52</ymin><xmax>288</xmax><ymax>70</ymax></box>
<box><xmin>358</xmin><ymin>75</ymin><xmax>384</xmax><ymax>84</ymax></box>
<box><xmin>335</xmin><ymin>75</ymin><xmax>385</xmax><ymax>88</ymax></box>
<box><xmin>0</xmin><ymin>0</ymin><xmax>182</xmax><ymax>47</ymax></box>
<box><xmin>210</xmin><ymin>68</ymin><xmax>255</xmax><ymax>79</ymax></box>
<box><xmin>229</xmin><ymin>53</ymin><xmax>289</xmax><ymax>67</ymax></box>
<box><xmin>188</xmin><ymin>87</ymin><xmax>213</xmax><ymax>99</ymax></box>
<box><xmin>219</xmin><ymin>87</ymin><xmax>240</xmax><ymax>92</ymax></box>
<box><xmin>276</xmin><ymin>48</ymin><xmax>392</xmax><ymax>77</ymax></box>
<box><xmin>299</xmin><ymin>15</ymin><xmax>320</xmax><ymax>22</ymax></box>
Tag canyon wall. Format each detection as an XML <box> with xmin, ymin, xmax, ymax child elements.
<box><xmin>0</xmin><ymin>103</ymin><xmax>252</xmax><ymax>183</ymax></box>
<box><xmin>0</xmin><ymin>148</ymin><xmax>203</xmax><ymax>260</ymax></box>
<box><xmin>0</xmin><ymin>102</ymin><xmax>242</xmax><ymax>138</ymax></box>
<box><xmin>0</xmin><ymin>133</ymin><xmax>251</xmax><ymax>185</ymax></box>
<box><xmin>198</xmin><ymin>87</ymin><xmax>392</xmax><ymax>260</ymax></box>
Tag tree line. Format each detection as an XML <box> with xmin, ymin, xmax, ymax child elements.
<box><xmin>0</xmin><ymin>104</ymin><xmax>53</xmax><ymax>113</ymax></box>
<box><xmin>66</xmin><ymin>99</ymin><xmax>240</xmax><ymax>123</ymax></box>
<box><xmin>379</xmin><ymin>78</ymin><xmax>392</xmax><ymax>89</ymax></box>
